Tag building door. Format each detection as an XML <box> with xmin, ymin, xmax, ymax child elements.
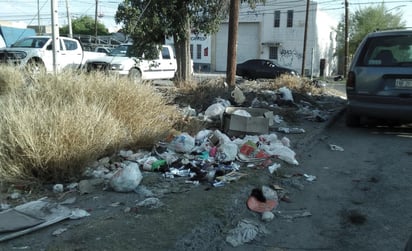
<box><xmin>215</xmin><ymin>22</ymin><xmax>260</xmax><ymax>72</ymax></box>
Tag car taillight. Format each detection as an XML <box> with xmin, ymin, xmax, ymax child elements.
<box><xmin>346</xmin><ymin>71</ymin><xmax>356</xmax><ymax>89</ymax></box>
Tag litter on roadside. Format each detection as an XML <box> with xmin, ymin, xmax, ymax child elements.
<box><xmin>274</xmin><ymin>209</ymin><xmax>312</xmax><ymax>220</ymax></box>
<box><xmin>304</xmin><ymin>174</ymin><xmax>317</xmax><ymax>182</ymax></box>
<box><xmin>329</xmin><ymin>144</ymin><xmax>344</xmax><ymax>151</ymax></box>
<box><xmin>0</xmin><ymin>198</ymin><xmax>89</xmax><ymax>242</ymax></box>
<box><xmin>226</xmin><ymin>219</ymin><xmax>269</xmax><ymax>247</ymax></box>
<box><xmin>246</xmin><ymin>186</ymin><xmax>278</xmax><ymax>214</ymax></box>
<box><xmin>277</xmin><ymin>127</ymin><xmax>306</xmax><ymax>134</ymax></box>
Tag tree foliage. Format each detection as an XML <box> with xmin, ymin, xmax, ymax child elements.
<box><xmin>115</xmin><ymin>0</ymin><xmax>229</xmax><ymax>58</ymax></box>
<box><xmin>114</xmin><ymin>0</ymin><xmax>263</xmax><ymax>81</ymax></box>
<box><xmin>335</xmin><ymin>4</ymin><xmax>406</xmax><ymax>60</ymax></box>
<box><xmin>60</xmin><ymin>16</ymin><xmax>110</xmax><ymax>36</ymax></box>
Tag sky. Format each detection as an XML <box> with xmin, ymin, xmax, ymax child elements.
<box><xmin>0</xmin><ymin>0</ymin><xmax>411</xmax><ymax>32</ymax></box>
<box><xmin>317</xmin><ymin>0</ymin><xmax>412</xmax><ymax>27</ymax></box>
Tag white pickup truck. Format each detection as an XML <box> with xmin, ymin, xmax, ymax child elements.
<box><xmin>0</xmin><ymin>35</ymin><xmax>106</xmax><ymax>74</ymax></box>
<box><xmin>84</xmin><ymin>44</ymin><xmax>178</xmax><ymax>81</ymax></box>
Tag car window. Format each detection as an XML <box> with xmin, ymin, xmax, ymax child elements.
<box><xmin>63</xmin><ymin>39</ymin><xmax>78</xmax><ymax>51</ymax></box>
<box><xmin>161</xmin><ymin>47</ymin><xmax>171</xmax><ymax>59</ymax></box>
<box><xmin>11</xmin><ymin>37</ymin><xmax>42</xmax><ymax>48</ymax></box>
<box><xmin>359</xmin><ymin>35</ymin><xmax>412</xmax><ymax>66</ymax></box>
<box><xmin>109</xmin><ymin>45</ymin><xmax>130</xmax><ymax>56</ymax></box>
<box><xmin>46</xmin><ymin>40</ymin><xmax>63</xmax><ymax>50</ymax></box>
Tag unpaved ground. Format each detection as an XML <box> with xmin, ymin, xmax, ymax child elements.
<box><xmin>0</xmin><ymin>79</ymin><xmax>349</xmax><ymax>251</ymax></box>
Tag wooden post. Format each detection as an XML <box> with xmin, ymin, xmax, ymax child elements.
<box><xmin>226</xmin><ymin>0</ymin><xmax>240</xmax><ymax>86</ymax></box>
<box><xmin>301</xmin><ymin>0</ymin><xmax>310</xmax><ymax>77</ymax></box>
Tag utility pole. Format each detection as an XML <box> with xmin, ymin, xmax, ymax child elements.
<box><xmin>344</xmin><ymin>0</ymin><xmax>349</xmax><ymax>77</ymax></box>
<box><xmin>95</xmin><ymin>0</ymin><xmax>98</xmax><ymax>40</ymax></box>
<box><xmin>51</xmin><ymin>0</ymin><xmax>60</xmax><ymax>74</ymax></box>
<box><xmin>301</xmin><ymin>0</ymin><xmax>310</xmax><ymax>77</ymax></box>
<box><xmin>37</xmin><ymin>0</ymin><xmax>41</xmax><ymax>34</ymax></box>
<box><xmin>226</xmin><ymin>0</ymin><xmax>240</xmax><ymax>86</ymax></box>
<box><xmin>65</xmin><ymin>0</ymin><xmax>73</xmax><ymax>38</ymax></box>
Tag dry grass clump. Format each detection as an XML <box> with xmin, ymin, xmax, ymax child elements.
<box><xmin>173</xmin><ymin>77</ymin><xmax>230</xmax><ymax>111</ymax></box>
<box><xmin>0</xmin><ymin>70</ymin><xmax>179</xmax><ymax>183</ymax></box>
<box><xmin>263</xmin><ymin>74</ymin><xmax>324</xmax><ymax>95</ymax></box>
<box><xmin>0</xmin><ymin>65</ymin><xmax>27</xmax><ymax>95</ymax></box>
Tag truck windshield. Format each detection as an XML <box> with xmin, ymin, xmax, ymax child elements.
<box><xmin>108</xmin><ymin>45</ymin><xmax>130</xmax><ymax>57</ymax></box>
<box><xmin>11</xmin><ymin>37</ymin><xmax>49</xmax><ymax>48</ymax></box>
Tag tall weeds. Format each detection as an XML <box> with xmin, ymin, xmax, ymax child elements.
<box><xmin>0</xmin><ymin>68</ymin><xmax>179</xmax><ymax>183</ymax></box>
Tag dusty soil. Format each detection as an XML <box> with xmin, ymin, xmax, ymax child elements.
<box><xmin>0</xmin><ymin>78</ymin><xmax>347</xmax><ymax>251</ymax></box>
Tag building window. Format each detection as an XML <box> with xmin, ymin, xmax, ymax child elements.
<box><xmin>287</xmin><ymin>10</ymin><xmax>293</xmax><ymax>27</ymax></box>
<box><xmin>190</xmin><ymin>44</ymin><xmax>193</xmax><ymax>59</ymax></box>
<box><xmin>269</xmin><ymin>47</ymin><xmax>278</xmax><ymax>60</ymax></box>
<box><xmin>196</xmin><ymin>44</ymin><xmax>202</xmax><ymax>59</ymax></box>
<box><xmin>274</xmin><ymin>11</ymin><xmax>280</xmax><ymax>27</ymax></box>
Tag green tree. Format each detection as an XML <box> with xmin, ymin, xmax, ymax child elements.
<box><xmin>335</xmin><ymin>4</ymin><xmax>406</xmax><ymax>73</ymax></box>
<box><xmin>114</xmin><ymin>0</ymin><xmax>263</xmax><ymax>82</ymax></box>
<box><xmin>115</xmin><ymin>0</ymin><xmax>227</xmax><ymax>82</ymax></box>
<box><xmin>60</xmin><ymin>16</ymin><xmax>110</xmax><ymax>36</ymax></box>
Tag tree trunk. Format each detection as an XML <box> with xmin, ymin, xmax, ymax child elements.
<box><xmin>174</xmin><ymin>17</ymin><xmax>192</xmax><ymax>85</ymax></box>
<box><xmin>226</xmin><ymin>0</ymin><xmax>240</xmax><ymax>87</ymax></box>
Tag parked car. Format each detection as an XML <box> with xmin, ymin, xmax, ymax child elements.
<box><xmin>236</xmin><ymin>59</ymin><xmax>299</xmax><ymax>80</ymax></box>
<box><xmin>84</xmin><ymin>44</ymin><xmax>178</xmax><ymax>81</ymax></box>
<box><xmin>94</xmin><ymin>46</ymin><xmax>112</xmax><ymax>54</ymax></box>
<box><xmin>0</xmin><ymin>36</ymin><xmax>106</xmax><ymax>74</ymax></box>
<box><xmin>346</xmin><ymin>29</ymin><xmax>412</xmax><ymax>126</ymax></box>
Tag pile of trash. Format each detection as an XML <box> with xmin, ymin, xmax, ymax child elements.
<box><xmin>0</xmin><ymin>85</ymin><xmax>342</xmax><ymax>245</ymax></box>
<box><xmin>86</xmin><ymin>128</ymin><xmax>299</xmax><ymax>193</ymax></box>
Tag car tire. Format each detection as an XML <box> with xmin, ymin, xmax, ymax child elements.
<box><xmin>26</xmin><ymin>58</ymin><xmax>45</xmax><ymax>77</ymax></box>
<box><xmin>345</xmin><ymin>111</ymin><xmax>361</xmax><ymax>127</ymax></box>
<box><xmin>245</xmin><ymin>73</ymin><xmax>255</xmax><ymax>81</ymax></box>
<box><xmin>129</xmin><ymin>68</ymin><xmax>142</xmax><ymax>83</ymax></box>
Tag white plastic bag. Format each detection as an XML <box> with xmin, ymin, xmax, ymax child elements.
<box><xmin>232</xmin><ymin>109</ymin><xmax>251</xmax><ymax>117</ymax></box>
<box><xmin>195</xmin><ymin>129</ymin><xmax>212</xmax><ymax>144</ymax></box>
<box><xmin>216</xmin><ymin>142</ymin><xmax>238</xmax><ymax>162</ymax></box>
<box><xmin>168</xmin><ymin>133</ymin><xmax>195</xmax><ymax>153</ymax></box>
<box><xmin>204</xmin><ymin>103</ymin><xmax>226</xmax><ymax>120</ymax></box>
<box><xmin>109</xmin><ymin>162</ymin><xmax>143</xmax><ymax>192</ymax></box>
<box><xmin>278</xmin><ymin>87</ymin><xmax>294</xmax><ymax>102</ymax></box>
<box><xmin>260</xmin><ymin>143</ymin><xmax>299</xmax><ymax>165</ymax></box>
<box><xmin>212</xmin><ymin>129</ymin><xmax>232</xmax><ymax>145</ymax></box>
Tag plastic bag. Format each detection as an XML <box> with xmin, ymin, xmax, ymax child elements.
<box><xmin>216</xmin><ymin>142</ymin><xmax>238</xmax><ymax>162</ymax></box>
<box><xmin>232</xmin><ymin>109</ymin><xmax>251</xmax><ymax>117</ymax></box>
<box><xmin>278</xmin><ymin>87</ymin><xmax>294</xmax><ymax>101</ymax></box>
<box><xmin>212</xmin><ymin>129</ymin><xmax>232</xmax><ymax>145</ymax></box>
<box><xmin>204</xmin><ymin>103</ymin><xmax>226</xmax><ymax>120</ymax></box>
<box><xmin>109</xmin><ymin>162</ymin><xmax>143</xmax><ymax>192</ymax></box>
<box><xmin>167</xmin><ymin>132</ymin><xmax>195</xmax><ymax>153</ymax></box>
<box><xmin>260</xmin><ymin>143</ymin><xmax>299</xmax><ymax>165</ymax></box>
<box><xmin>195</xmin><ymin>129</ymin><xmax>212</xmax><ymax>145</ymax></box>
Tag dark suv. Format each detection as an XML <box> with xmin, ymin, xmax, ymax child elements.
<box><xmin>346</xmin><ymin>29</ymin><xmax>412</xmax><ymax>126</ymax></box>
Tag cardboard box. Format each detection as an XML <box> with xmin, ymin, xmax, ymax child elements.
<box><xmin>223</xmin><ymin>107</ymin><xmax>274</xmax><ymax>136</ymax></box>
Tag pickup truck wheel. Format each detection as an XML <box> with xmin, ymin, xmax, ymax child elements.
<box><xmin>129</xmin><ymin>68</ymin><xmax>142</xmax><ymax>83</ymax></box>
<box><xmin>26</xmin><ymin>59</ymin><xmax>45</xmax><ymax>77</ymax></box>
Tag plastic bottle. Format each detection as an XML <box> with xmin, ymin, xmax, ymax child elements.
<box><xmin>151</xmin><ymin>159</ymin><xmax>168</xmax><ymax>172</ymax></box>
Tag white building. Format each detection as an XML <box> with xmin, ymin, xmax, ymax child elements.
<box><xmin>187</xmin><ymin>0</ymin><xmax>338</xmax><ymax>77</ymax></box>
